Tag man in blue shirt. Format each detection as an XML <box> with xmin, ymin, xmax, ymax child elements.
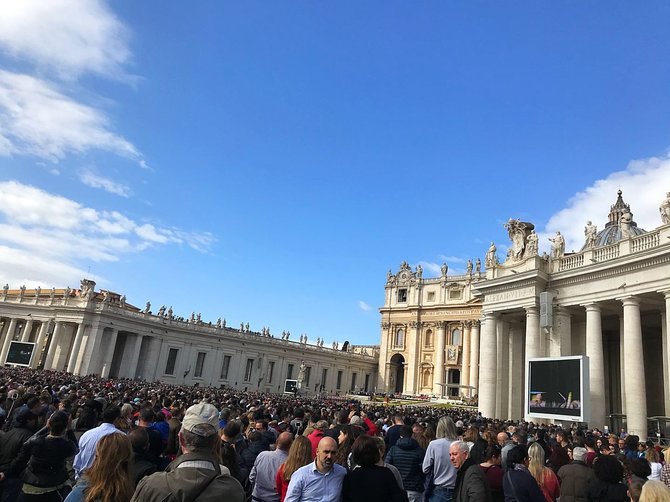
<box><xmin>285</xmin><ymin>437</ymin><xmax>345</xmax><ymax>502</ymax></box>
<box><xmin>73</xmin><ymin>405</ymin><xmax>124</xmax><ymax>478</ymax></box>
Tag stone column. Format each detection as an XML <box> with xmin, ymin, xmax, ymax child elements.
<box><xmin>434</xmin><ymin>321</ymin><xmax>446</xmax><ymax>397</ymax></box>
<box><xmin>0</xmin><ymin>317</ymin><xmax>18</xmax><ymax>363</ymax></box>
<box><xmin>496</xmin><ymin>320</ymin><xmax>510</xmax><ymax>420</ymax></box>
<box><xmin>469</xmin><ymin>321</ymin><xmax>480</xmax><ymax>395</ymax></box>
<box><xmin>461</xmin><ymin>321</ymin><xmax>471</xmax><ymax>390</ymax></box>
<box><xmin>123</xmin><ymin>334</ymin><xmax>143</xmax><ymax>379</ymax></box>
<box><xmin>525</xmin><ymin>306</ymin><xmax>541</xmax><ymax>359</ymax></box>
<box><xmin>622</xmin><ymin>297</ymin><xmax>647</xmax><ymax>438</ymax></box>
<box><xmin>554</xmin><ymin>307</ymin><xmax>572</xmax><ymax>356</ymax></box>
<box><xmin>100</xmin><ymin>328</ymin><xmax>119</xmax><ymax>378</ymax></box>
<box><xmin>43</xmin><ymin>321</ymin><xmax>63</xmax><ymax>370</ymax></box>
<box><xmin>479</xmin><ymin>312</ymin><xmax>498</xmax><ymax>418</ymax></box>
<box><xmin>21</xmin><ymin>319</ymin><xmax>34</xmax><ymax>342</ymax></box>
<box><xmin>508</xmin><ymin>323</ymin><xmax>524</xmax><ymax>420</ymax></box>
<box><xmin>524</xmin><ymin>306</ymin><xmax>541</xmax><ymax>421</ymax></box>
<box><xmin>619</xmin><ymin>315</ymin><xmax>626</xmax><ymax>416</ymax></box>
<box><xmin>585</xmin><ymin>303</ymin><xmax>606</xmax><ymax>429</ymax></box>
<box><xmin>406</xmin><ymin>321</ymin><xmax>421</xmax><ymax>394</ymax></box>
<box><xmin>33</xmin><ymin>321</ymin><xmax>50</xmax><ymax>368</ymax></box>
<box><xmin>663</xmin><ymin>292</ymin><xmax>670</xmax><ymax>417</ymax></box>
<box><xmin>66</xmin><ymin>323</ymin><xmax>87</xmax><ymax>373</ymax></box>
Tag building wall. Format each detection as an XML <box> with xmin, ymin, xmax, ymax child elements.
<box><xmin>0</xmin><ymin>286</ymin><xmax>378</xmax><ymax>395</ymax></box>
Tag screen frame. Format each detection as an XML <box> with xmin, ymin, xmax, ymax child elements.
<box><xmin>284</xmin><ymin>379</ymin><xmax>298</xmax><ymax>394</ymax></box>
<box><xmin>526</xmin><ymin>355</ymin><xmax>589</xmax><ymax>423</ymax></box>
<box><xmin>5</xmin><ymin>341</ymin><xmax>36</xmax><ymax>367</ymax></box>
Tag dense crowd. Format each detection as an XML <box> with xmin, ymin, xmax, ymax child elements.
<box><xmin>0</xmin><ymin>367</ymin><xmax>669</xmax><ymax>502</ymax></box>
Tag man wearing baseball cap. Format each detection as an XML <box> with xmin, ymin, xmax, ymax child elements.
<box><xmin>131</xmin><ymin>402</ymin><xmax>245</xmax><ymax>502</ymax></box>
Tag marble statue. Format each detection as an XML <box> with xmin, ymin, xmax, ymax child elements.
<box><xmin>245</xmin><ymin>322</ymin><xmax>249</xmax><ymax>332</ymax></box>
<box><xmin>441</xmin><ymin>263</ymin><xmax>448</xmax><ymax>277</ymax></box>
<box><xmin>216</xmin><ymin>318</ymin><xmax>222</xmax><ymax>328</ymax></box>
<box><xmin>167</xmin><ymin>306</ymin><xmax>173</xmax><ymax>318</ymax></box>
<box><xmin>475</xmin><ymin>258</ymin><xmax>481</xmax><ymax>274</ymax></box>
<box><xmin>485</xmin><ymin>242</ymin><xmax>497</xmax><ymax>268</ymax></box>
<box><xmin>620</xmin><ymin>209</ymin><xmax>633</xmax><ymax>239</ymax></box>
<box><xmin>525</xmin><ymin>230</ymin><xmax>539</xmax><ymax>257</ymax></box>
<box><xmin>549</xmin><ymin>231</ymin><xmax>565</xmax><ymax>259</ymax></box>
<box><xmin>144</xmin><ymin>301</ymin><xmax>151</xmax><ymax>313</ymax></box>
<box><xmin>222</xmin><ymin>318</ymin><xmax>226</xmax><ymax>327</ymax></box>
<box><xmin>35</xmin><ymin>286</ymin><xmax>41</xmax><ymax>298</ymax></box>
<box><xmin>584</xmin><ymin>221</ymin><xmax>597</xmax><ymax>248</ymax></box>
<box><xmin>466</xmin><ymin>259</ymin><xmax>473</xmax><ymax>275</ymax></box>
<box><xmin>196</xmin><ymin>313</ymin><xmax>202</xmax><ymax>323</ymax></box>
<box><xmin>660</xmin><ymin>192</ymin><xmax>670</xmax><ymax>224</ymax></box>
<box><xmin>120</xmin><ymin>295</ymin><xmax>126</xmax><ymax>307</ymax></box>
<box><xmin>190</xmin><ymin>312</ymin><xmax>196</xmax><ymax>323</ymax></box>
<box><xmin>49</xmin><ymin>287</ymin><xmax>55</xmax><ymax>301</ymax></box>
<box><xmin>158</xmin><ymin>305</ymin><xmax>166</xmax><ymax>317</ymax></box>
<box><xmin>2</xmin><ymin>284</ymin><xmax>7</xmax><ymax>297</ymax></box>
<box><xmin>64</xmin><ymin>287</ymin><xmax>71</xmax><ymax>299</ymax></box>
<box><xmin>416</xmin><ymin>265</ymin><xmax>423</xmax><ymax>279</ymax></box>
<box><xmin>240</xmin><ymin>322</ymin><xmax>244</xmax><ymax>331</ymax></box>
<box><xmin>297</xmin><ymin>361</ymin><xmax>306</xmax><ymax>387</ymax></box>
<box><xmin>18</xmin><ymin>285</ymin><xmax>25</xmax><ymax>300</ymax></box>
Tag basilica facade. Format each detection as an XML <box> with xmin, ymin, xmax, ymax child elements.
<box><xmin>0</xmin><ymin>283</ymin><xmax>378</xmax><ymax>395</ymax></box>
<box><xmin>380</xmin><ymin>190</ymin><xmax>670</xmax><ymax>439</ymax></box>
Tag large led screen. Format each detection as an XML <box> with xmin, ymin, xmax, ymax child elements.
<box><xmin>526</xmin><ymin>356</ymin><xmax>588</xmax><ymax>422</ymax></box>
<box><xmin>6</xmin><ymin>341</ymin><xmax>35</xmax><ymax>366</ymax></box>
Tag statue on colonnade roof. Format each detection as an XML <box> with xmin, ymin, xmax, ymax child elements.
<box><xmin>503</xmin><ymin>218</ymin><xmax>535</xmax><ymax>263</ymax></box>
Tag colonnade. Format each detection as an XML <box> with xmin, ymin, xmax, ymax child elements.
<box><xmin>477</xmin><ymin>293</ymin><xmax>670</xmax><ymax>439</ymax></box>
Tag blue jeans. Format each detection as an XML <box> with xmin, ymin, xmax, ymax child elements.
<box><xmin>427</xmin><ymin>487</ymin><xmax>453</xmax><ymax>502</ymax></box>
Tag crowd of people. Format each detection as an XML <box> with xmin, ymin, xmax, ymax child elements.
<box><xmin>0</xmin><ymin>366</ymin><xmax>669</xmax><ymax>502</ymax></box>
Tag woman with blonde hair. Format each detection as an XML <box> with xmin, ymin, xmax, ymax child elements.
<box><xmin>527</xmin><ymin>442</ymin><xmax>560</xmax><ymax>502</ymax></box>
<box><xmin>645</xmin><ymin>447</ymin><xmax>662</xmax><ymax>481</ymax></box>
<box><xmin>276</xmin><ymin>436</ymin><xmax>312</xmax><ymax>502</ymax></box>
<box><xmin>65</xmin><ymin>433</ymin><xmax>134</xmax><ymax>502</ymax></box>
<box><xmin>639</xmin><ymin>480</ymin><xmax>670</xmax><ymax>502</ymax></box>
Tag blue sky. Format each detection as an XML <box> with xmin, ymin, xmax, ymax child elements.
<box><xmin>1</xmin><ymin>1</ymin><xmax>670</xmax><ymax>346</ymax></box>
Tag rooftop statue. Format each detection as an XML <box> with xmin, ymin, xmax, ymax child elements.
<box><xmin>584</xmin><ymin>221</ymin><xmax>597</xmax><ymax>248</ymax></box>
<box><xmin>525</xmin><ymin>230</ymin><xmax>539</xmax><ymax>257</ymax></box>
<box><xmin>441</xmin><ymin>263</ymin><xmax>448</xmax><ymax>277</ymax></box>
<box><xmin>660</xmin><ymin>192</ymin><xmax>670</xmax><ymax>224</ymax></box>
<box><xmin>485</xmin><ymin>242</ymin><xmax>497</xmax><ymax>268</ymax></box>
<box><xmin>549</xmin><ymin>231</ymin><xmax>565</xmax><ymax>259</ymax></box>
<box><xmin>504</xmin><ymin>219</ymin><xmax>535</xmax><ymax>262</ymax></box>
<box><xmin>620</xmin><ymin>209</ymin><xmax>633</xmax><ymax>239</ymax></box>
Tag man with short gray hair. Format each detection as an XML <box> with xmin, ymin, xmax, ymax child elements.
<box><xmin>449</xmin><ymin>440</ymin><xmax>492</xmax><ymax>502</ymax></box>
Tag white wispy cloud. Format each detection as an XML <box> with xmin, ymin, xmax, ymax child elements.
<box><xmin>539</xmin><ymin>153</ymin><xmax>670</xmax><ymax>254</ymax></box>
<box><xmin>0</xmin><ymin>2</ymin><xmax>147</xmax><ymax>172</ymax></box>
<box><xmin>358</xmin><ymin>300</ymin><xmax>372</xmax><ymax>312</ymax></box>
<box><xmin>0</xmin><ymin>0</ymin><xmax>131</xmax><ymax>80</ymax></box>
<box><xmin>79</xmin><ymin>169</ymin><xmax>131</xmax><ymax>197</ymax></box>
<box><xmin>0</xmin><ymin>181</ymin><xmax>215</xmax><ymax>287</ymax></box>
<box><xmin>0</xmin><ymin>71</ymin><xmax>144</xmax><ymax>165</ymax></box>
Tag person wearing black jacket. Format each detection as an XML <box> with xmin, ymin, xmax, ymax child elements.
<box><xmin>450</xmin><ymin>440</ymin><xmax>492</xmax><ymax>502</ymax></box>
<box><xmin>386</xmin><ymin>425</ymin><xmax>426</xmax><ymax>501</ymax></box>
<box><xmin>4</xmin><ymin>411</ymin><xmax>78</xmax><ymax>502</ymax></box>
<box><xmin>0</xmin><ymin>409</ymin><xmax>39</xmax><ymax>502</ymax></box>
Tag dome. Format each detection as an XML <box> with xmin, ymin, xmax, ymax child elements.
<box><xmin>581</xmin><ymin>190</ymin><xmax>646</xmax><ymax>250</ymax></box>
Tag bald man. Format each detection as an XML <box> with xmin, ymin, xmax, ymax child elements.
<box><xmin>249</xmin><ymin>431</ymin><xmax>294</xmax><ymax>502</ymax></box>
<box><xmin>285</xmin><ymin>437</ymin><xmax>346</xmax><ymax>502</ymax></box>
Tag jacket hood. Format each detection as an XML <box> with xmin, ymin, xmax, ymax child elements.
<box><xmin>396</xmin><ymin>437</ymin><xmax>421</xmax><ymax>450</ymax></box>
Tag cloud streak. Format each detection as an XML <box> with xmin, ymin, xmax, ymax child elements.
<box><xmin>358</xmin><ymin>300</ymin><xmax>372</xmax><ymax>312</ymax></box>
<box><xmin>0</xmin><ymin>181</ymin><xmax>215</xmax><ymax>286</ymax></box>
<box><xmin>0</xmin><ymin>0</ymin><xmax>131</xmax><ymax>80</ymax></box>
<box><xmin>79</xmin><ymin>169</ymin><xmax>131</xmax><ymax>197</ymax></box>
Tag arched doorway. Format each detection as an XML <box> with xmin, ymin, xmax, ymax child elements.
<box><xmin>389</xmin><ymin>353</ymin><xmax>405</xmax><ymax>394</ymax></box>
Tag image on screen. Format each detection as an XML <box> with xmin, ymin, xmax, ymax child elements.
<box><xmin>528</xmin><ymin>358</ymin><xmax>582</xmax><ymax>418</ymax></box>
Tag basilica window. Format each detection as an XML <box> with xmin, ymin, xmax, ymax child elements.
<box><xmin>194</xmin><ymin>352</ymin><xmax>206</xmax><ymax>378</ymax></box>
<box><xmin>165</xmin><ymin>348</ymin><xmax>178</xmax><ymax>375</ymax></box>
<box><xmin>395</xmin><ymin>329</ymin><xmax>405</xmax><ymax>348</ymax></box>
<box><xmin>424</xmin><ymin>329</ymin><xmax>433</xmax><ymax>348</ymax></box>
<box><xmin>351</xmin><ymin>372</ymin><xmax>358</xmax><ymax>391</ymax></box>
<box><xmin>449</xmin><ymin>289</ymin><xmax>462</xmax><ymax>300</ymax></box>
<box><xmin>244</xmin><ymin>359</ymin><xmax>254</xmax><ymax>382</ymax></box>
<box><xmin>427</xmin><ymin>291</ymin><xmax>435</xmax><ymax>302</ymax></box>
<box><xmin>268</xmin><ymin>361</ymin><xmax>275</xmax><ymax>383</ymax></box>
<box><xmin>452</xmin><ymin>329</ymin><xmax>461</xmax><ymax>346</ymax></box>
<box><xmin>336</xmin><ymin>370</ymin><xmax>343</xmax><ymax>390</ymax></box>
<box><xmin>397</xmin><ymin>289</ymin><xmax>408</xmax><ymax>303</ymax></box>
<box><xmin>304</xmin><ymin>366</ymin><xmax>311</xmax><ymax>387</ymax></box>
<box><xmin>220</xmin><ymin>355</ymin><xmax>231</xmax><ymax>380</ymax></box>
<box><xmin>422</xmin><ymin>369</ymin><xmax>432</xmax><ymax>388</ymax></box>
<box><xmin>287</xmin><ymin>364</ymin><xmax>294</xmax><ymax>379</ymax></box>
